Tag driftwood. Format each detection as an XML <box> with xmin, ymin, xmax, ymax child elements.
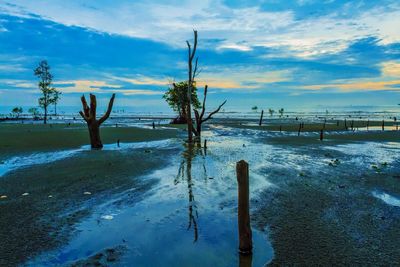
<box><xmin>79</xmin><ymin>93</ymin><xmax>115</xmax><ymax>149</ymax></box>
<box><xmin>192</xmin><ymin>85</ymin><xmax>226</xmax><ymax>137</ymax></box>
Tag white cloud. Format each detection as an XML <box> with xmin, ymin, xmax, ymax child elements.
<box><xmin>1</xmin><ymin>0</ymin><xmax>400</xmax><ymax>58</ymax></box>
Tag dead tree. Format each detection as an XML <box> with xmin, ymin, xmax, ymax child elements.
<box><xmin>186</xmin><ymin>30</ymin><xmax>198</xmax><ymax>143</ymax></box>
<box><xmin>193</xmin><ymin>85</ymin><xmax>226</xmax><ymax>138</ymax></box>
<box><xmin>79</xmin><ymin>93</ymin><xmax>116</xmax><ymax>149</ymax></box>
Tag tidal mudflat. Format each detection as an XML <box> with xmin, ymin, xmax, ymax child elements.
<box><xmin>0</xmin><ymin>118</ymin><xmax>399</xmax><ymax>266</ymax></box>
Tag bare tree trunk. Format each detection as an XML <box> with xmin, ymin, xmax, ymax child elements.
<box><xmin>88</xmin><ymin>122</ymin><xmax>102</xmax><ymax>148</ymax></box>
<box><xmin>186</xmin><ymin>30</ymin><xmax>198</xmax><ymax>143</ymax></box>
<box><xmin>44</xmin><ymin>106</ymin><xmax>47</xmax><ymax>124</ymax></box>
<box><xmin>79</xmin><ymin>93</ymin><xmax>116</xmax><ymax>149</ymax></box>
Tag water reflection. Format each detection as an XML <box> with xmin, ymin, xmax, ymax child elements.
<box><xmin>175</xmin><ymin>143</ymin><xmax>206</xmax><ymax>243</ymax></box>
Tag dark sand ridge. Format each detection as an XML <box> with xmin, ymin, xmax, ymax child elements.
<box><xmin>0</xmin><ymin>123</ymin><xmax>179</xmax><ymax>157</ymax></box>
<box><xmin>0</xmin><ymin>124</ymin><xmax>180</xmax><ymax>266</ymax></box>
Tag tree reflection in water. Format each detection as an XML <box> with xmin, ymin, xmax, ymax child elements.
<box><xmin>174</xmin><ymin>142</ymin><xmax>207</xmax><ymax>243</ymax></box>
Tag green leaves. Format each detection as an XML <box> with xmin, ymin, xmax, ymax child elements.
<box><xmin>163</xmin><ymin>81</ymin><xmax>201</xmax><ymax>115</ymax></box>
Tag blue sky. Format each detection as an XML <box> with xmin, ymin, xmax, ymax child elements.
<box><xmin>0</xmin><ymin>0</ymin><xmax>399</xmax><ymax>113</ymax></box>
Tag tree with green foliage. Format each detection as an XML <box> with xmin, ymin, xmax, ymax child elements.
<box><xmin>28</xmin><ymin>107</ymin><xmax>40</xmax><ymax>120</ymax></box>
<box><xmin>11</xmin><ymin>107</ymin><xmax>23</xmax><ymax>118</ymax></box>
<box><xmin>268</xmin><ymin>108</ymin><xmax>275</xmax><ymax>116</ymax></box>
<box><xmin>251</xmin><ymin>106</ymin><xmax>258</xmax><ymax>112</ymax></box>
<box><xmin>278</xmin><ymin>108</ymin><xmax>284</xmax><ymax>117</ymax></box>
<box><xmin>163</xmin><ymin>81</ymin><xmax>201</xmax><ymax>124</ymax></box>
<box><xmin>34</xmin><ymin>60</ymin><xmax>60</xmax><ymax>124</ymax></box>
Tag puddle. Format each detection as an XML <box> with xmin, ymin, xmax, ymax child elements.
<box><xmin>372</xmin><ymin>191</ymin><xmax>400</xmax><ymax>207</ymax></box>
<box><xmin>324</xmin><ymin>142</ymin><xmax>400</xmax><ymax>165</ymax></box>
<box><xmin>26</xmin><ymin>129</ymin><xmax>277</xmax><ymax>266</ymax></box>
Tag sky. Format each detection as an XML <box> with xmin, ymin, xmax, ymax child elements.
<box><xmin>0</xmin><ymin>0</ymin><xmax>399</xmax><ymax>113</ymax></box>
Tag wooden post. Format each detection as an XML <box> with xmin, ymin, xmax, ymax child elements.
<box><xmin>117</xmin><ymin>139</ymin><xmax>120</xmax><ymax>147</ymax></box>
<box><xmin>279</xmin><ymin>125</ymin><xmax>282</xmax><ymax>132</ymax></box>
<box><xmin>152</xmin><ymin>121</ymin><xmax>155</xmax><ymax>129</ymax></box>
<box><xmin>236</xmin><ymin>160</ymin><xmax>252</xmax><ymax>255</ymax></box>
<box><xmin>320</xmin><ymin>129</ymin><xmax>323</xmax><ymax>141</ymax></box>
<box><xmin>239</xmin><ymin>253</ymin><xmax>253</xmax><ymax>267</ymax></box>
<box><xmin>259</xmin><ymin>110</ymin><xmax>264</xmax><ymax>126</ymax></box>
<box><xmin>345</xmin><ymin>119</ymin><xmax>347</xmax><ymax>130</ymax></box>
<box><xmin>367</xmin><ymin>120</ymin><xmax>369</xmax><ymax>131</ymax></box>
<box><xmin>298</xmin><ymin>123</ymin><xmax>301</xmax><ymax>136</ymax></box>
<box><xmin>336</xmin><ymin>120</ymin><xmax>339</xmax><ymax>127</ymax></box>
<box><xmin>382</xmin><ymin>120</ymin><xmax>385</xmax><ymax>131</ymax></box>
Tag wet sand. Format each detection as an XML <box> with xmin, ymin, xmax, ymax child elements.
<box><xmin>0</xmin><ymin>124</ymin><xmax>180</xmax><ymax>266</ymax></box>
<box><xmin>1</xmin><ymin>120</ymin><xmax>399</xmax><ymax>266</ymax></box>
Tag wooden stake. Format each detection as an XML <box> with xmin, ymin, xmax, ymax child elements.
<box><xmin>298</xmin><ymin>123</ymin><xmax>301</xmax><ymax>136</ymax></box>
<box><xmin>236</xmin><ymin>160</ymin><xmax>252</xmax><ymax>255</ymax></box>
<box><xmin>152</xmin><ymin>121</ymin><xmax>155</xmax><ymax>129</ymax></box>
<box><xmin>259</xmin><ymin>110</ymin><xmax>264</xmax><ymax>126</ymax></box>
<box><xmin>320</xmin><ymin>129</ymin><xmax>324</xmax><ymax>141</ymax></box>
<box><xmin>382</xmin><ymin>120</ymin><xmax>385</xmax><ymax>131</ymax></box>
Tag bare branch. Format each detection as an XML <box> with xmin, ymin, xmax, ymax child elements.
<box><xmin>202</xmin><ymin>100</ymin><xmax>227</xmax><ymax>123</ymax></box>
<box><xmin>190</xmin><ymin>30</ymin><xmax>198</xmax><ymax>61</ymax></box>
<box><xmin>98</xmin><ymin>93</ymin><xmax>116</xmax><ymax>124</ymax></box>
<box><xmin>199</xmin><ymin>85</ymin><xmax>208</xmax><ymax>120</ymax></box>
<box><xmin>192</xmin><ymin>57</ymin><xmax>199</xmax><ymax>80</ymax></box>
<box><xmin>80</xmin><ymin>95</ymin><xmax>90</xmax><ymax>118</ymax></box>
<box><xmin>89</xmin><ymin>94</ymin><xmax>97</xmax><ymax>120</ymax></box>
<box><xmin>79</xmin><ymin>111</ymin><xmax>88</xmax><ymax>122</ymax></box>
<box><xmin>186</xmin><ymin>41</ymin><xmax>191</xmax><ymax>61</ymax></box>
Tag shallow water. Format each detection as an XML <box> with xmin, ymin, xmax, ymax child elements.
<box><xmin>26</xmin><ymin>128</ymin><xmax>278</xmax><ymax>266</ymax></box>
<box><xmin>0</xmin><ymin>139</ymin><xmax>174</xmax><ymax>177</ymax></box>
<box><xmin>372</xmin><ymin>191</ymin><xmax>400</xmax><ymax>207</ymax></box>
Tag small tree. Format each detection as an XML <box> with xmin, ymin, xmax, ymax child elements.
<box><xmin>268</xmin><ymin>108</ymin><xmax>275</xmax><ymax>116</ymax></box>
<box><xmin>251</xmin><ymin>106</ymin><xmax>258</xmax><ymax>112</ymax></box>
<box><xmin>193</xmin><ymin>85</ymin><xmax>226</xmax><ymax>137</ymax></box>
<box><xmin>278</xmin><ymin>108</ymin><xmax>284</xmax><ymax>117</ymax></box>
<box><xmin>11</xmin><ymin>107</ymin><xmax>23</xmax><ymax>119</ymax></box>
<box><xmin>28</xmin><ymin>107</ymin><xmax>40</xmax><ymax>120</ymax></box>
<box><xmin>79</xmin><ymin>93</ymin><xmax>116</xmax><ymax>149</ymax></box>
<box><xmin>163</xmin><ymin>81</ymin><xmax>200</xmax><ymax>124</ymax></box>
<box><xmin>34</xmin><ymin>60</ymin><xmax>59</xmax><ymax>124</ymax></box>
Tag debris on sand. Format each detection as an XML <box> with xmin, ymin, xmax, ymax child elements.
<box><xmin>83</xmin><ymin>191</ymin><xmax>92</xmax><ymax>195</ymax></box>
<box><xmin>101</xmin><ymin>215</ymin><xmax>114</xmax><ymax>220</ymax></box>
<box><xmin>21</xmin><ymin>192</ymin><xmax>29</xmax><ymax>196</ymax></box>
